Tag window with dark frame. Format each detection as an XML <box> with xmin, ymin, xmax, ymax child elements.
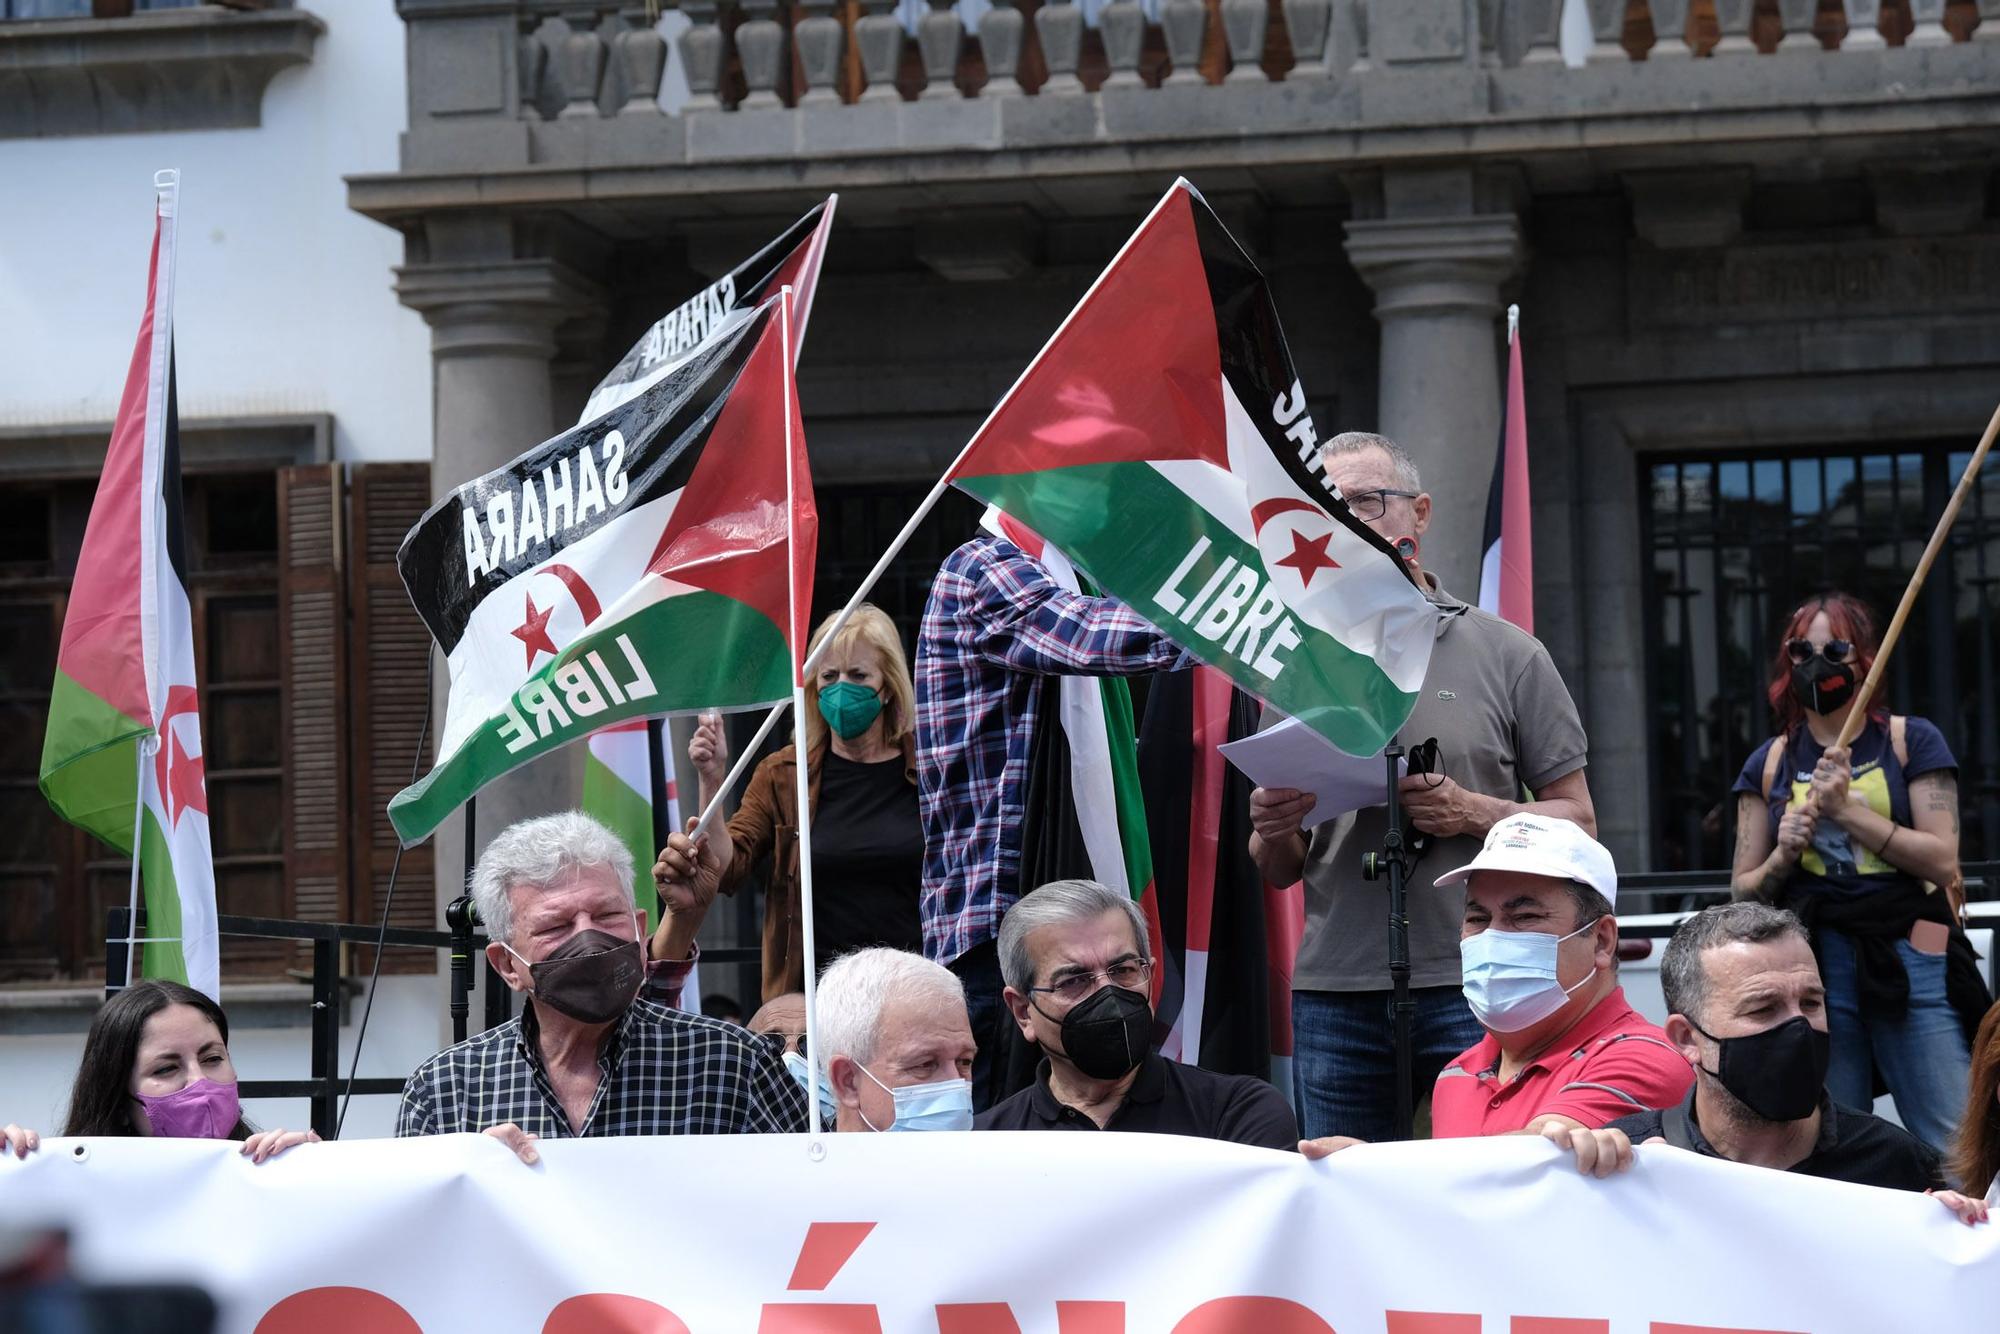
<box><xmin>0</xmin><ymin>469</ymin><xmax>285</xmax><ymax>984</ymax></box>
<box><xmin>1639</xmin><ymin>442</ymin><xmax>2000</xmax><ymax>874</ymax></box>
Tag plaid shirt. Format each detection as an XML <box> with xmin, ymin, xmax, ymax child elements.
<box><xmin>915</xmin><ymin>537</ymin><xmax>1181</xmax><ymax>965</ymax></box>
<box><xmin>395</xmin><ymin>999</ymin><xmax>807</xmax><ymax>1139</ymax></box>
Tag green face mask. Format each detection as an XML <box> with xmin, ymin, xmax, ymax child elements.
<box><xmin>819</xmin><ymin>681</ymin><xmax>886</xmax><ymax>740</ymax></box>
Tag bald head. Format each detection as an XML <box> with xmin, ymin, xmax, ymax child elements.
<box><xmin>748</xmin><ymin>992</ymin><xmax>807</xmax><ymax>1055</ymax></box>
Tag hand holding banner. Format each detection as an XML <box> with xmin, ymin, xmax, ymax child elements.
<box><xmin>2</xmin><ymin>1133</ymin><xmax>1992</xmax><ymax>1331</ymax></box>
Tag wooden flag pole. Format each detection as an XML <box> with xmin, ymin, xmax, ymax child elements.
<box><xmin>1831</xmin><ymin>400</ymin><xmax>2000</xmax><ymax>756</ymax></box>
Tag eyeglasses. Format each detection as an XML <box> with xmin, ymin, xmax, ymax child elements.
<box><xmin>1029</xmin><ymin>957</ymin><xmax>1154</xmax><ymax>1007</ymax></box>
<box><xmin>1786</xmin><ymin>638</ymin><xmax>1854</xmax><ymax>665</ymax></box>
<box><xmin>1343</xmin><ymin>489</ymin><xmax>1421</xmax><ymax>521</ymax></box>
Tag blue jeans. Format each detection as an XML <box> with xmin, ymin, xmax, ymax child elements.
<box><xmin>1817</xmin><ymin>927</ymin><xmax>1971</xmax><ymax>1151</ymax></box>
<box><xmin>1292</xmin><ymin>986</ymin><xmax>1486</xmax><ymax>1142</ymax></box>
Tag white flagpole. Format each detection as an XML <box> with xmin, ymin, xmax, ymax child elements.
<box><xmin>121</xmin><ymin>740</ymin><xmax>152</xmax><ymax>990</ymax></box>
<box><xmin>779</xmin><ymin>287</ymin><xmax>825</xmax><ymax>1137</ymax></box>
<box><xmin>1507</xmin><ymin>302</ymin><xmax>1520</xmax><ymax>346</ymax></box>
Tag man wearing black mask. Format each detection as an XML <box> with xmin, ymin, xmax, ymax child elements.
<box><xmin>1600</xmin><ymin>903</ymin><xmax>1986</xmax><ymax>1221</ymax></box>
<box><xmin>397</xmin><ymin>811</ymin><xmax>806</xmax><ymax>1159</ymax></box>
<box><xmin>975</xmin><ymin>878</ymin><xmax>1298</xmax><ymax>1148</ymax></box>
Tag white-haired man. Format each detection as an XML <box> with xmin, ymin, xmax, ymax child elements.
<box><xmin>396</xmin><ymin>811</ymin><xmax>807</xmax><ymax>1161</ymax></box>
<box><xmin>816</xmin><ymin>948</ymin><xmax>977</xmax><ymax>1132</ymax></box>
<box><xmin>977</xmin><ymin>879</ymin><xmax>1298</xmax><ymax>1147</ymax></box>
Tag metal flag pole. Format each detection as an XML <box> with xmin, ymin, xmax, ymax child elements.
<box><xmin>120</xmin><ymin>740</ymin><xmax>154</xmax><ymax>991</ymax></box>
<box><xmin>777</xmin><ymin>287</ymin><xmax>825</xmax><ymax>1137</ymax></box>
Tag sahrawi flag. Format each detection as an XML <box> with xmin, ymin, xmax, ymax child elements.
<box><xmin>948</xmin><ymin>178</ymin><xmax>1436</xmax><ymax>757</ymax></box>
<box><xmin>390</xmin><ymin>290</ymin><xmax>817</xmax><ymax>845</ymax></box>
<box><xmin>39</xmin><ymin>172</ymin><xmax>219</xmax><ymax>998</ymax></box>
<box><xmin>577</xmin><ymin>197</ymin><xmax>834</xmax><ymax>937</ymax></box>
<box><xmin>982</xmin><ymin>507</ymin><xmax>1167</xmax><ymax>1006</ymax></box>
<box><xmin>1478</xmin><ymin>311</ymin><xmax>1533</xmax><ymax>633</ymax></box>
<box><xmin>578</xmin><ymin>196</ymin><xmax>835</xmax><ymax>423</ymax></box>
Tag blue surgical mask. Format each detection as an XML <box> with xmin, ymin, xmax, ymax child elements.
<box><xmin>1459</xmin><ymin>920</ymin><xmax>1596</xmax><ymax>1034</ymax></box>
<box><xmin>783</xmin><ymin>1049</ymin><xmax>837</xmax><ymax>1128</ymax></box>
<box><xmin>857</xmin><ymin>1064</ymin><xmax>974</xmax><ymax>1133</ymax></box>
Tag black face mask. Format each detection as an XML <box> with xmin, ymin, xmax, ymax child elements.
<box><xmin>1790</xmin><ymin>655</ymin><xmax>1856</xmax><ymax>716</ymax></box>
<box><xmin>1688</xmin><ymin>1014</ymin><xmax>1829</xmax><ymax>1123</ymax></box>
<box><xmin>1040</xmin><ymin>985</ymin><xmax>1152</xmax><ymax>1081</ymax></box>
<box><xmin>518</xmin><ymin>928</ymin><xmax>643</xmax><ymax>1025</ymax></box>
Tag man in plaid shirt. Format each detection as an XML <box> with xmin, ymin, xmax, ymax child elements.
<box><xmin>397</xmin><ymin>812</ymin><xmax>805</xmax><ymax>1159</ymax></box>
<box><xmin>917</xmin><ymin>536</ymin><xmax>1184</xmax><ymax>1109</ymax></box>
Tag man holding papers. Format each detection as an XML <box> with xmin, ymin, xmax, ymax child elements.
<box><xmin>1246</xmin><ymin>432</ymin><xmax>1596</xmax><ymax>1143</ymax></box>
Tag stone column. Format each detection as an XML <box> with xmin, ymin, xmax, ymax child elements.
<box><xmin>395</xmin><ymin>247</ymin><xmax>603</xmax><ymax>942</ymax></box>
<box><xmin>1343</xmin><ymin>179</ymin><xmax>1522</xmax><ymax>598</ymax></box>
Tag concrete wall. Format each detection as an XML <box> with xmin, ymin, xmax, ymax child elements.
<box><xmin>0</xmin><ymin>0</ymin><xmax>428</xmax><ymax>464</ymax></box>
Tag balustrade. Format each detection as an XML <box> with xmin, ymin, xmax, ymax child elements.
<box><xmin>503</xmin><ymin>0</ymin><xmax>1994</xmax><ymax>118</ymax></box>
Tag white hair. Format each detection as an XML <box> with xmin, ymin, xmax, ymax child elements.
<box><xmin>815</xmin><ymin>948</ymin><xmax>965</xmax><ymax>1071</ymax></box>
<box><xmin>1323</xmin><ymin>430</ymin><xmax>1422</xmax><ymax>491</ymax></box>
<box><xmin>469</xmin><ymin>810</ymin><xmax>635</xmax><ymax>947</ymax></box>
<box><xmin>998</xmin><ymin>879</ymin><xmax>1150</xmax><ymax>992</ymax></box>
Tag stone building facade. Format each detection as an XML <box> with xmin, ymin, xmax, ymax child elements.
<box><xmin>347</xmin><ymin>0</ymin><xmax>2000</xmax><ymax>892</ymax></box>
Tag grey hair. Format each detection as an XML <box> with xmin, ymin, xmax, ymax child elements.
<box><xmin>469</xmin><ymin>810</ymin><xmax>635</xmax><ymax>947</ymax></box>
<box><xmin>998</xmin><ymin>878</ymin><xmax>1151</xmax><ymax>992</ymax></box>
<box><xmin>1324</xmin><ymin>431</ymin><xmax>1422</xmax><ymax>491</ymax></box>
<box><xmin>816</xmin><ymin>948</ymin><xmax>966</xmax><ymax>1070</ymax></box>
<box><xmin>1659</xmin><ymin>902</ymin><xmax>1811</xmax><ymax>1026</ymax></box>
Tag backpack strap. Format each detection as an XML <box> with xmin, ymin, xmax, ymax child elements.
<box><xmin>1760</xmin><ymin>736</ymin><xmax>1787</xmax><ymax>802</ymax></box>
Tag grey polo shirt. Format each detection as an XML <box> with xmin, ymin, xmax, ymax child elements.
<box><xmin>1290</xmin><ymin>579</ymin><xmax>1588</xmax><ymax>992</ymax></box>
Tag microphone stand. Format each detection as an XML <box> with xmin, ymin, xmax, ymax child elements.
<box><xmin>446</xmin><ymin>796</ymin><xmax>479</xmax><ymax>1046</ymax></box>
<box><xmin>1360</xmin><ymin>745</ymin><xmax>1414</xmax><ymax>1142</ymax></box>
<box><xmin>446</xmin><ymin>895</ymin><xmax>477</xmax><ymax>1046</ymax></box>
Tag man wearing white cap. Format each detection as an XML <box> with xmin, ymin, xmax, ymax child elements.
<box><xmin>1298</xmin><ymin>813</ymin><xmax>1689</xmax><ymax>1167</ymax></box>
<box><xmin>1421</xmin><ymin>813</ymin><xmax>1692</xmax><ymax>1139</ymax></box>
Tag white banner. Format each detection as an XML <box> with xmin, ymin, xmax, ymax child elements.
<box><xmin>2</xmin><ymin>1133</ymin><xmax>1994</xmax><ymax>1331</ymax></box>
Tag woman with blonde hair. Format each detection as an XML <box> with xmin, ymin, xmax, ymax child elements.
<box><xmin>669</xmin><ymin>603</ymin><xmax>922</xmax><ymax>1001</ymax></box>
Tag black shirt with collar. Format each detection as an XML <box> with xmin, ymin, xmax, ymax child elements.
<box><xmin>1609</xmin><ymin>1090</ymin><xmax>1944</xmax><ymax>1191</ymax></box>
<box><xmin>974</xmin><ymin>1052</ymin><xmax>1299</xmax><ymax>1150</ymax></box>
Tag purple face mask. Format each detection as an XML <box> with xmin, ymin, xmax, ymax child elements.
<box><xmin>135</xmin><ymin>1078</ymin><xmax>241</xmax><ymax>1139</ymax></box>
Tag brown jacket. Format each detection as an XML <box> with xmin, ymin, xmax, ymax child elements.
<box><xmin>720</xmin><ymin>734</ymin><xmax>919</xmax><ymax>1002</ymax></box>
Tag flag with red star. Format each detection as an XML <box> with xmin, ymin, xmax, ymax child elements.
<box><xmin>390</xmin><ymin>288</ymin><xmax>816</xmax><ymax>846</ymax></box>
<box><xmin>945</xmin><ymin>179</ymin><xmax>1436</xmax><ymax>758</ymax></box>
<box><xmin>40</xmin><ymin>172</ymin><xmax>220</xmax><ymax>998</ymax></box>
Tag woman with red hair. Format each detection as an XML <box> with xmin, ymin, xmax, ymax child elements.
<box><xmin>1729</xmin><ymin>592</ymin><xmax>1974</xmax><ymax>1152</ymax></box>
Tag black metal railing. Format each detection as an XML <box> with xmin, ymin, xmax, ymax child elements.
<box><xmin>104</xmin><ymin>907</ymin><xmax>757</xmax><ymax>1140</ymax></box>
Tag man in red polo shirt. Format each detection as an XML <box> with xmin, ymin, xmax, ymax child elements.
<box><xmin>1303</xmin><ymin>814</ymin><xmax>1690</xmax><ymax>1159</ymax></box>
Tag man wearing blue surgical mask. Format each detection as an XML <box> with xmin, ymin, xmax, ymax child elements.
<box><xmin>1304</xmin><ymin>816</ymin><xmax>1690</xmax><ymax>1161</ymax></box>
<box><xmin>1427</xmin><ymin>814</ymin><xmax>1693</xmax><ymax>1139</ymax></box>
<box><xmin>816</xmin><ymin>948</ymin><xmax>978</xmax><ymax>1132</ymax></box>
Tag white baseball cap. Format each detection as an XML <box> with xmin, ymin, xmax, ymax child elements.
<box><xmin>1431</xmin><ymin>814</ymin><xmax>1618</xmax><ymax>907</ymax></box>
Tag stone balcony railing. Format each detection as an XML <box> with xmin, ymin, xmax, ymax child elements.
<box><xmin>513</xmin><ymin>0</ymin><xmax>1994</xmax><ymax>116</ymax></box>
<box><xmin>359</xmin><ymin>0</ymin><xmax>2000</xmax><ymax>220</ymax></box>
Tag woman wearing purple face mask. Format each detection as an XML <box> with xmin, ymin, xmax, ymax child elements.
<box><xmin>2</xmin><ymin>979</ymin><xmax>316</xmax><ymax>1165</ymax></box>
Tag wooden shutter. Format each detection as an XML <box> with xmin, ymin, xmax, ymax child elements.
<box><xmin>278</xmin><ymin>464</ymin><xmax>349</xmax><ymax>973</ymax></box>
<box><xmin>346</xmin><ymin>463</ymin><xmax>437</xmax><ymax>974</ymax></box>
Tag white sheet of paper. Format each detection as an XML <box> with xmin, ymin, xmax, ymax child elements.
<box><xmin>1217</xmin><ymin>718</ymin><xmax>1406</xmax><ymax>830</ymax></box>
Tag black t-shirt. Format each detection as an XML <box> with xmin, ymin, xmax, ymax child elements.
<box><xmin>809</xmin><ymin>751</ymin><xmax>924</xmax><ymax>971</ymax></box>
<box><xmin>975</xmin><ymin>1053</ymin><xmax>1300</xmax><ymax>1150</ymax></box>
<box><xmin>1610</xmin><ymin>1091</ymin><xmax>1944</xmax><ymax>1191</ymax></box>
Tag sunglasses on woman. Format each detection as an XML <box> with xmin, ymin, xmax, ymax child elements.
<box><xmin>1787</xmin><ymin>638</ymin><xmax>1854</xmax><ymax>665</ymax></box>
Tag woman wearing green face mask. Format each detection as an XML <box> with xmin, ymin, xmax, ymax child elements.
<box><xmin>680</xmin><ymin>604</ymin><xmax>923</xmax><ymax>1002</ymax></box>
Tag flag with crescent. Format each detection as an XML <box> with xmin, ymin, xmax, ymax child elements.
<box><xmin>39</xmin><ymin>172</ymin><xmax>221</xmax><ymax>998</ymax></box>
<box><xmin>944</xmin><ymin>178</ymin><xmax>1436</xmax><ymax>757</ymax></box>
<box><xmin>390</xmin><ymin>289</ymin><xmax>817</xmax><ymax>845</ymax></box>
